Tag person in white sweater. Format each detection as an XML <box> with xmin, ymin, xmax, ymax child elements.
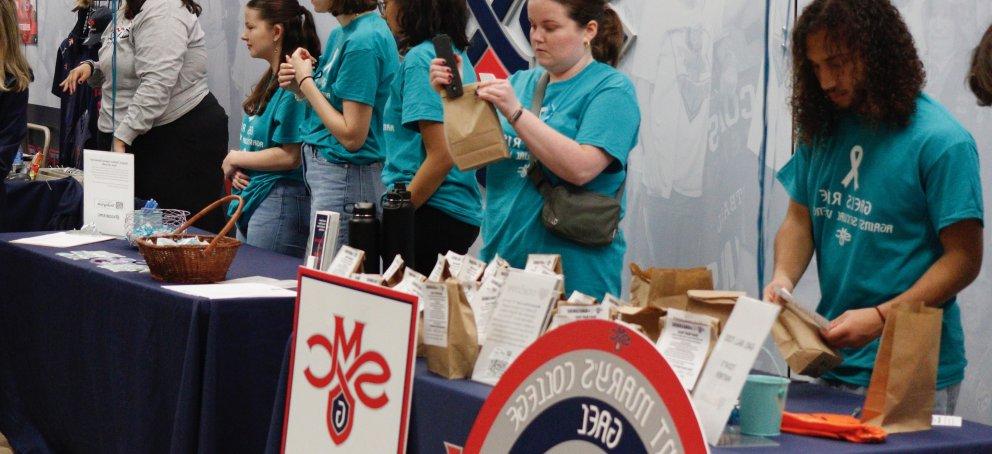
<box><xmin>60</xmin><ymin>0</ymin><xmax>229</xmax><ymax>232</ymax></box>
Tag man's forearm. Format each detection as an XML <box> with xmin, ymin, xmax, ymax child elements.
<box><xmin>772</xmin><ymin>217</ymin><xmax>815</xmax><ymax>286</ymax></box>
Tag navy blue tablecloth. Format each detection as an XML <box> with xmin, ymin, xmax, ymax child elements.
<box><xmin>2</xmin><ymin>177</ymin><xmax>83</xmax><ymax>232</ymax></box>
<box><xmin>264</xmin><ymin>361</ymin><xmax>992</xmax><ymax>453</ymax></box>
<box><xmin>0</xmin><ymin>231</ymin><xmax>300</xmax><ymax>453</ymax></box>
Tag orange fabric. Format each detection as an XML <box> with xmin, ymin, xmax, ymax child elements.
<box><xmin>781</xmin><ymin>412</ymin><xmax>887</xmax><ymax>443</ymax></box>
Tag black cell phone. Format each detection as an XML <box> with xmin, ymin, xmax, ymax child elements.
<box><xmin>432</xmin><ymin>34</ymin><xmax>464</xmax><ymax>99</ymax></box>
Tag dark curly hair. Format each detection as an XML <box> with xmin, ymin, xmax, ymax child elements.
<box><xmin>791</xmin><ymin>0</ymin><xmax>925</xmax><ymax>145</ymax></box>
<box><xmin>390</xmin><ymin>0</ymin><xmax>470</xmax><ymax>55</ymax></box>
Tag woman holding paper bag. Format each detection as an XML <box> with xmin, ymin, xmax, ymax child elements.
<box><xmin>59</xmin><ymin>0</ymin><xmax>229</xmax><ymax>233</ymax></box>
<box><xmin>430</xmin><ymin>0</ymin><xmax>640</xmax><ymax>298</ymax></box>
<box><xmin>221</xmin><ymin>0</ymin><xmax>321</xmax><ymax>257</ymax></box>
<box><xmin>380</xmin><ymin>0</ymin><xmax>482</xmax><ymax>274</ymax></box>
<box><xmin>278</xmin><ymin>0</ymin><xmax>399</xmax><ymax>256</ymax></box>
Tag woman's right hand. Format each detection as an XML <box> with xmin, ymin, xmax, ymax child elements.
<box><xmin>428</xmin><ymin>56</ymin><xmax>462</xmax><ymax>93</ymax></box>
<box><xmin>59</xmin><ymin>63</ymin><xmax>93</xmax><ymax>95</ymax></box>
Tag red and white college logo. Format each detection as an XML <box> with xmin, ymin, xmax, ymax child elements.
<box><xmin>304</xmin><ymin>315</ymin><xmax>391</xmax><ymax>445</ymax></box>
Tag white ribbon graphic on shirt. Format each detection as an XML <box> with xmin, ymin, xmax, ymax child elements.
<box><xmin>841</xmin><ymin>145</ymin><xmax>863</xmax><ymax>190</ymax></box>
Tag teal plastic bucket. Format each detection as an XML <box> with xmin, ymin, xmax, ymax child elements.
<box><xmin>739</xmin><ymin>374</ymin><xmax>790</xmax><ymax>436</ymax></box>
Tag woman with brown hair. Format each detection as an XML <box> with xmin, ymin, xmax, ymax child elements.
<box><xmin>429</xmin><ymin>0</ymin><xmax>640</xmax><ymax>298</ymax></box>
<box><xmin>59</xmin><ymin>0</ymin><xmax>229</xmax><ymax>232</ymax></box>
<box><xmin>221</xmin><ymin>0</ymin><xmax>321</xmax><ymax>257</ymax></box>
<box><xmin>969</xmin><ymin>23</ymin><xmax>992</xmax><ymax>106</ymax></box>
<box><xmin>0</xmin><ymin>0</ymin><xmax>32</xmax><ymax>229</ymax></box>
<box><xmin>278</xmin><ymin>0</ymin><xmax>400</xmax><ymax>255</ymax></box>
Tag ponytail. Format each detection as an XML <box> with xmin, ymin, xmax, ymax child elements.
<box><xmin>554</xmin><ymin>0</ymin><xmax>624</xmax><ymax>67</ymax></box>
<box><xmin>592</xmin><ymin>5</ymin><xmax>623</xmax><ymax>67</ymax></box>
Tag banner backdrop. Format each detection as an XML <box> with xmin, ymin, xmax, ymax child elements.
<box><xmin>22</xmin><ymin>0</ymin><xmax>992</xmax><ymax>424</ymax></box>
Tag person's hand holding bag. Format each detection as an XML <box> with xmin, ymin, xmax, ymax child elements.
<box><xmin>476</xmin><ymin>78</ymin><xmax>522</xmax><ymax>118</ymax></box>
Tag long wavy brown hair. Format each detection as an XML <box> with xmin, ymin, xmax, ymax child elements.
<box><xmin>791</xmin><ymin>0</ymin><xmax>925</xmax><ymax>146</ymax></box>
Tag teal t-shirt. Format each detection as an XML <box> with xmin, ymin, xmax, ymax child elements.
<box><xmin>302</xmin><ymin>13</ymin><xmax>398</xmax><ymax>165</ymax></box>
<box><xmin>228</xmin><ymin>87</ymin><xmax>306</xmax><ymax>227</ymax></box>
<box><xmin>481</xmin><ymin>62</ymin><xmax>641</xmax><ymax>298</ymax></box>
<box><xmin>777</xmin><ymin>94</ymin><xmax>984</xmax><ymax>389</ymax></box>
<box><xmin>381</xmin><ymin>41</ymin><xmax>482</xmax><ymax>226</ymax></box>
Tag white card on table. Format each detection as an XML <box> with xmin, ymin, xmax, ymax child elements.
<box><xmin>83</xmin><ymin>149</ymin><xmax>134</xmax><ymax>236</ymax></box>
<box><xmin>691</xmin><ymin>296</ymin><xmax>780</xmax><ymax>445</ymax></box>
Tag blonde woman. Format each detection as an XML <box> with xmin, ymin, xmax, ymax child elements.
<box><xmin>1</xmin><ymin>0</ymin><xmax>32</xmax><ymax>229</ymax></box>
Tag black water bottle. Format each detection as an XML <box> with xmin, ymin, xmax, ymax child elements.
<box><xmin>381</xmin><ymin>183</ymin><xmax>416</xmax><ymax>270</ymax></box>
<box><xmin>348</xmin><ymin>202</ymin><xmax>381</xmax><ymax>274</ymax></box>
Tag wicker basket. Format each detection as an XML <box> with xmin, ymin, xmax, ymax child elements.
<box><xmin>136</xmin><ymin>195</ymin><xmax>244</xmax><ymax>284</ymax></box>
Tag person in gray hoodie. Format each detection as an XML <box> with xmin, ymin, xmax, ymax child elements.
<box><xmin>60</xmin><ymin>0</ymin><xmax>229</xmax><ymax>232</ymax></box>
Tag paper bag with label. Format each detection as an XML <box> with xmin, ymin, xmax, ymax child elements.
<box><xmin>629</xmin><ymin>263</ymin><xmax>714</xmax><ymax>308</ymax></box>
<box><xmin>651</xmin><ymin>288</ymin><xmax>740</xmax><ymax>332</ymax></box>
<box><xmin>441</xmin><ymin>83</ymin><xmax>509</xmax><ymax>171</ymax></box>
<box><xmin>616</xmin><ymin>305</ymin><xmax>666</xmax><ymax>342</ymax></box>
<box><xmin>861</xmin><ymin>301</ymin><xmax>942</xmax><ymax>433</ymax></box>
<box><xmin>770</xmin><ymin>303</ymin><xmax>842</xmax><ymax>377</ymax></box>
<box><xmin>424</xmin><ymin>279</ymin><xmax>480</xmax><ymax>379</ymax></box>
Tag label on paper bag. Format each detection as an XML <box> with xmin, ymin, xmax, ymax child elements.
<box><xmin>472</xmin><ymin>270</ymin><xmax>559</xmax><ymax>385</ymax></box>
<box><xmin>482</xmin><ymin>254</ymin><xmax>510</xmax><ymax>282</ymax></box>
<box><xmin>692</xmin><ymin>296</ymin><xmax>780</xmax><ymax>445</ymax></box>
<box><xmin>656</xmin><ymin>309</ymin><xmax>716</xmax><ymax>391</ymax></box>
<box><xmin>549</xmin><ymin>304</ymin><xmax>602</xmax><ymax>330</ymax></box>
<box><xmin>445</xmin><ymin>251</ymin><xmax>465</xmax><ymax>277</ymax></box>
<box><xmin>602</xmin><ymin>293</ymin><xmax>628</xmax><ymax>308</ymax></box>
<box><xmin>470</xmin><ymin>267</ymin><xmax>510</xmax><ymax>345</ymax></box>
<box><xmin>382</xmin><ymin>255</ymin><xmax>405</xmax><ymax>284</ymax></box>
<box><xmin>350</xmin><ymin>274</ymin><xmax>384</xmax><ymax>285</ymax></box>
<box><xmin>526</xmin><ymin>254</ymin><xmax>561</xmax><ymax>273</ymax></box>
<box><xmin>566</xmin><ymin>291</ymin><xmax>597</xmax><ymax>305</ymax></box>
<box><xmin>428</xmin><ymin>254</ymin><xmax>447</xmax><ymax>282</ymax></box>
<box><xmin>457</xmin><ymin>255</ymin><xmax>487</xmax><ymax>283</ymax></box>
<box><xmin>327</xmin><ymin>246</ymin><xmax>363</xmax><ymax>277</ymax></box>
<box><xmin>393</xmin><ymin>268</ymin><xmax>425</xmax><ymax>293</ymax></box>
<box><xmin>419</xmin><ymin>281</ymin><xmax>449</xmax><ymax>347</ymax></box>
<box><xmin>932</xmin><ymin>415</ymin><xmax>962</xmax><ymax>427</ymax></box>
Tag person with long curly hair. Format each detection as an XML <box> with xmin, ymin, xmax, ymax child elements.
<box><xmin>764</xmin><ymin>0</ymin><xmax>984</xmax><ymax>414</ymax></box>
<box><xmin>378</xmin><ymin>0</ymin><xmax>481</xmax><ymax>274</ymax></box>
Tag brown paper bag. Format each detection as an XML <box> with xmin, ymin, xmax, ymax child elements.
<box><xmin>617</xmin><ymin>306</ymin><xmax>666</xmax><ymax>342</ymax></box>
<box><xmin>426</xmin><ymin>279</ymin><xmax>481</xmax><ymax>379</ymax></box>
<box><xmin>441</xmin><ymin>83</ymin><xmax>509</xmax><ymax>171</ymax></box>
<box><xmin>629</xmin><ymin>263</ymin><xmax>715</xmax><ymax>308</ymax></box>
<box><xmin>861</xmin><ymin>301</ymin><xmax>942</xmax><ymax>433</ymax></box>
<box><xmin>770</xmin><ymin>305</ymin><xmax>842</xmax><ymax>377</ymax></box>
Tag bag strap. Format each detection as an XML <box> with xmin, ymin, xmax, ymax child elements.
<box><xmin>525</xmin><ymin>72</ymin><xmax>625</xmax><ymax>201</ymax></box>
<box><xmin>526</xmin><ymin>73</ymin><xmax>553</xmax><ymax>194</ymax></box>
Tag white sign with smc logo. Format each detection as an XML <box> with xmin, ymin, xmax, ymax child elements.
<box><xmin>83</xmin><ymin>149</ymin><xmax>134</xmax><ymax>236</ymax></box>
<box><xmin>282</xmin><ymin>269</ymin><xmax>419</xmax><ymax>453</ymax></box>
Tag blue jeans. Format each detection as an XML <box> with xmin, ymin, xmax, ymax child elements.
<box><xmin>236</xmin><ymin>179</ymin><xmax>310</xmax><ymax>258</ymax></box>
<box><xmin>302</xmin><ymin>144</ymin><xmax>385</xmax><ymax>257</ymax></box>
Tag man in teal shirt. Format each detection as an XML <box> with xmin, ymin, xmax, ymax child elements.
<box><xmin>766</xmin><ymin>0</ymin><xmax>984</xmax><ymax>415</ymax></box>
